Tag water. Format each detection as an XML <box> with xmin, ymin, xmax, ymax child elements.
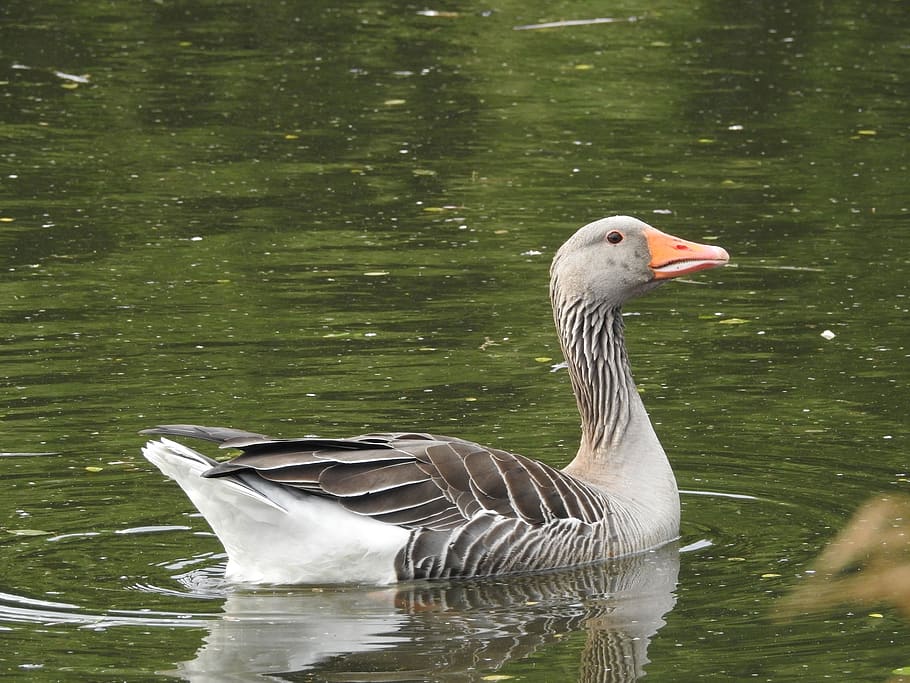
<box><xmin>1</xmin><ymin>1</ymin><xmax>908</xmax><ymax>680</ymax></box>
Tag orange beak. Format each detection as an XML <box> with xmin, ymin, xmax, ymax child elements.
<box><xmin>645</xmin><ymin>226</ymin><xmax>730</xmax><ymax>280</ymax></box>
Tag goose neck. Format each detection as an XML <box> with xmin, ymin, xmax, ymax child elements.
<box><xmin>554</xmin><ymin>300</ymin><xmax>638</xmax><ymax>455</ymax></box>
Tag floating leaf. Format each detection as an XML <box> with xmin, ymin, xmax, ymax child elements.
<box><xmin>868</xmin><ymin>612</ymin><xmax>884</xmax><ymax>618</ymax></box>
<box><xmin>718</xmin><ymin>318</ymin><xmax>749</xmax><ymax>325</ymax></box>
<box><xmin>284</xmin><ymin>134</ymin><xmax>299</xmax><ymax>140</ymax></box>
<box><xmin>363</xmin><ymin>271</ymin><xmax>389</xmax><ymax>276</ymax></box>
<box><xmin>481</xmin><ymin>676</ymin><xmax>515</xmax><ymax>681</ymax></box>
<box><xmin>54</xmin><ymin>71</ymin><xmax>90</xmax><ymax>84</ymax></box>
<box><xmin>534</xmin><ymin>357</ymin><xmax>552</xmax><ymax>363</ymax></box>
<box><xmin>412</xmin><ymin>168</ymin><xmax>437</xmax><ymax>177</ymax></box>
<box><xmin>9</xmin><ymin>529</ymin><xmax>52</xmax><ymax>536</ymax></box>
<box><xmin>892</xmin><ymin>666</ymin><xmax>910</xmax><ymax>675</ymax></box>
<box><xmin>384</xmin><ymin>99</ymin><xmax>406</xmax><ymax>106</ymax></box>
<box><xmin>0</xmin><ymin>217</ymin><xmax>15</xmax><ymax>223</ymax></box>
<box><xmin>856</xmin><ymin>129</ymin><xmax>877</xmax><ymax>136</ymax></box>
<box><xmin>85</xmin><ymin>466</ymin><xmax>104</xmax><ymax>473</ymax></box>
<box><xmin>761</xmin><ymin>573</ymin><xmax>782</xmax><ymax>578</ymax></box>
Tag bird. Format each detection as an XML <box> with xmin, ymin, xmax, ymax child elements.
<box><xmin>142</xmin><ymin>215</ymin><xmax>729</xmax><ymax>585</ymax></box>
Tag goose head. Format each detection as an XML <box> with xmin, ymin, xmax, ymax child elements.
<box><xmin>551</xmin><ymin>215</ymin><xmax>729</xmax><ymax>309</ymax></box>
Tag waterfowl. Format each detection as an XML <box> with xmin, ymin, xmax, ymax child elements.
<box><xmin>142</xmin><ymin>215</ymin><xmax>729</xmax><ymax>585</ymax></box>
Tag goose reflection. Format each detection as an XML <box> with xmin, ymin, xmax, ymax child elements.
<box><xmin>171</xmin><ymin>543</ymin><xmax>679</xmax><ymax>682</ymax></box>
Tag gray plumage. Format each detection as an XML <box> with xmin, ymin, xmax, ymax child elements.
<box><xmin>140</xmin><ymin>425</ymin><xmax>622</xmax><ymax>580</ymax></box>
<box><xmin>141</xmin><ymin>215</ymin><xmax>729</xmax><ymax>584</ymax></box>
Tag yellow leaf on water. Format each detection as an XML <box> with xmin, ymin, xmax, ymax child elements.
<box><xmin>384</xmin><ymin>99</ymin><xmax>406</xmax><ymax>106</ymax></box>
<box><xmin>718</xmin><ymin>318</ymin><xmax>749</xmax><ymax>325</ymax></box>
<box><xmin>363</xmin><ymin>271</ymin><xmax>389</xmax><ymax>277</ymax></box>
<box><xmin>0</xmin><ymin>217</ymin><xmax>15</xmax><ymax>223</ymax></box>
<box><xmin>534</xmin><ymin>357</ymin><xmax>552</xmax><ymax>363</ymax></box>
<box><xmin>85</xmin><ymin>466</ymin><xmax>104</xmax><ymax>473</ymax></box>
<box><xmin>868</xmin><ymin>612</ymin><xmax>884</xmax><ymax>618</ymax></box>
<box><xmin>9</xmin><ymin>529</ymin><xmax>51</xmax><ymax>536</ymax></box>
<box><xmin>761</xmin><ymin>573</ymin><xmax>782</xmax><ymax>578</ymax></box>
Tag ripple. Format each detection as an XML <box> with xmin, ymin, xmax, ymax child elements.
<box><xmin>131</xmin><ymin>555</ymin><xmax>229</xmax><ymax>600</ymax></box>
<box><xmin>114</xmin><ymin>524</ymin><xmax>193</xmax><ymax>535</ymax></box>
<box><xmin>0</xmin><ymin>589</ymin><xmax>213</xmax><ymax>629</ymax></box>
<box><xmin>679</xmin><ymin>488</ymin><xmax>762</xmax><ymax>501</ymax></box>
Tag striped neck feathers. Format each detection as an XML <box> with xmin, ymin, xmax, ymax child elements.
<box><xmin>553</xmin><ymin>299</ymin><xmax>639</xmax><ymax>456</ymax></box>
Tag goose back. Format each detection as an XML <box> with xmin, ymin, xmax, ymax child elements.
<box><xmin>142</xmin><ymin>424</ymin><xmax>631</xmax><ymax>580</ymax></box>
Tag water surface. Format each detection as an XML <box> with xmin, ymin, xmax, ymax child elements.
<box><xmin>1</xmin><ymin>1</ymin><xmax>908</xmax><ymax>680</ymax></box>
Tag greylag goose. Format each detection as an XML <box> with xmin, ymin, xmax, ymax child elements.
<box><xmin>142</xmin><ymin>215</ymin><xmax>729</xmax><ymax>585</ymax></box>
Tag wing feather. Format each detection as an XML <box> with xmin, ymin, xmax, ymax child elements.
<box><xmin>319</xmin><ymin>461</ymin><xmax>428</xmax><ymax>496</ymax></box>
<box><xmin>142</xmin><ymin>424</ymin><xmax>611</xmax><ymax>532</ymax></box>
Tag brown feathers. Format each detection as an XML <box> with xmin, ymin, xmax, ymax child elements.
<box><xmin>142</xmin><ymin>426</ymin><xmax>612</xmax><ymax>536</ymax></box>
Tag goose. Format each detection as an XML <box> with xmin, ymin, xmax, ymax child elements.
<box><xmin>142</xmin><ymin>215</ymin><xmax>729</xmax><ymax>585</ymax></box>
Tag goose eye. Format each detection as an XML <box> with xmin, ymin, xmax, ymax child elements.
<box><xmin>606</xmin><ymin>231</ymin><xmax>623</xmax><ymax>244</ymax></box>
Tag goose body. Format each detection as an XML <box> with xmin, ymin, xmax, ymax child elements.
<box><xmin>142</xmin><ymin>216</ymin><xmax>728</xmax><ymax>585</ymax></box>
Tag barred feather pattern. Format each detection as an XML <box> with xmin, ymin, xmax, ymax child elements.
<box><xmin>140</xmin><ymin>425</ymin><xmax>638</xmax><ymax>580</ymax></box>
<box><xmin>552</xmin><ymin>296</ymin><xmax>635</xmax><ymax>454</ymax></box>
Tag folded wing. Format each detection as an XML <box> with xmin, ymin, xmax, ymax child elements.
<box><xmin>141</xmin><ymin>425</ymin><xmax>609</xmax><ymax>532</ymax></box>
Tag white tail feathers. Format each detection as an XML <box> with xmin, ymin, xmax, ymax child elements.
<box><xmin>142</xmin><ymin>438</ymin><xmax>406</xmax><ymax>584</ymax></box>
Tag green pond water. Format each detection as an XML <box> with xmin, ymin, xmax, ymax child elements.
<box><xmin>1</xmin><ymin>1</ymin><xmax>908</xmax><ymax>680</ymax></box>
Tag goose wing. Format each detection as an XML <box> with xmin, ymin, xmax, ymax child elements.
<box><xmin>141</xmin><ymin>424</ymin><xmax>608</xmax><ymax>530</ymax></box>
